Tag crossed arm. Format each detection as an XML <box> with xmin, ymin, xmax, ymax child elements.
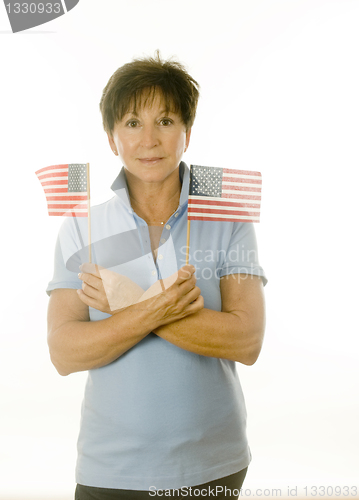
<box><xmin>154</xmin><ymin>273</ymin><xmax>265</xmax><ymax>363</ymax></box>
<box><xmin>47</xmin><ymin>265</ymin><xmax>265</xmax><ymax>376</ymax></box>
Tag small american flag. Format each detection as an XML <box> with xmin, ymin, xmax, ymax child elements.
<box><xmin>188</xmin><ymin>165</ymin><xmax>262</xmax><ymax>223</ymax></box>
<box><xmin>35</xmin><ymin>163</ymin><xmax>88</xmax><ymax>217</ymax></box>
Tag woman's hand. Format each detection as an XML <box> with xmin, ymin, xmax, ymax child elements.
<box><xmin>140</xmin><ymin>265</ymin><xmax>204</xmax><ymax>329</ymax></box>
<box><xmin>77</xmin><ymin>263</ymin><xmax>145</xmax><ymax>314</ymax></box>
<box><xmin>77</xmin><ymin>263</ymin><xmax>203</xmax><ymax>325</ymax></box>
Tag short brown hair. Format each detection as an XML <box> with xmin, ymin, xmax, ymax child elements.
<box><xmin>100</xmin><ymin>52</ymin><xmax>200</xmax><ymax>135</ymax></box>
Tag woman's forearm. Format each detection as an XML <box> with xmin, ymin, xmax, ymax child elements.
<box><xmin>48</xmin><ymin>266</ymin><xmax>203</xmax><ymax>376</ymax></box>
<box><xmin>153</xmin><ymin>307</ymin><xmax>264</xmax><ymax>365</ymax></box>
<box><xmin>48</xmin><ymin>302</ymin><xmax>157</xmax><ymax>376</ymax></box>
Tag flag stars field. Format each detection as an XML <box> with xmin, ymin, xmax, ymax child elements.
<box><xmin>35</xmin><ymin>163</ymin><xmax>89</xmax><ymax>217</ymax></box>
<box><xmin>68</xmin><ymin>164</ymin><xmax>88</xmax><ymax>192</ymax></box>
<box><xmin>188</xmin><ymin>165</ymin><xmax>262</xmax><ymax>223</ymax></box>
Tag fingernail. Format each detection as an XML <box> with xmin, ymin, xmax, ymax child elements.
<box><xmin>78</xmin><ymin>273</ymin><xmax>82</xmax><ymax>279</ymax></box>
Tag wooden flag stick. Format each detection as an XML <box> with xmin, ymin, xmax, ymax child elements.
<box><xmin>86</xmin><ymin>163</ymin><xmax>92</xmax><ymax>264</ymax></box>
<box><xmin>185</xmin><ymin>219</ymin><xmax>190</xmax><ymax>265</ymax></box>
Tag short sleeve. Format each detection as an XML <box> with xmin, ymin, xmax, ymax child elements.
<box><xmin>46</xmin><ymin>217</ymin><xmax>84</xmax><ymax>296</ymax></box>
<box><xmin>218</xmin><ymin>222</ymin><xmax>267</xmax><ymax>286</ymax></box>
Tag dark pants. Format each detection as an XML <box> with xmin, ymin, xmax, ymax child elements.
<box><xmin>75</xmin><ymin>468</ymin><xmax>248</xmax><ymax>500</ymax></box>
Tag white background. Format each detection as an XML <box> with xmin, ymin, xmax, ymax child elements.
<box><xmin>1</xmin><ymin>1</ymin><xmax>358</xmax><ymax>498</ymax></box>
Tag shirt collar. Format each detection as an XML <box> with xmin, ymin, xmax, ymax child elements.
<box><xmin>111</xmin><ymin>161</ymin><xmax>190</xmax><ymax>214</ymax></box>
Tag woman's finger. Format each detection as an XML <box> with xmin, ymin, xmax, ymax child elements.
<box><xmin>81</xmin><ymin>280</ymin><xmax>103</xmax><ymax>300</ymax></box>
<box><xmin>77</xmin><ymin>288</ymin><xmax>105</xmax><ymax>309</ymax></box>
<box><xmin>185</xmin><ymin>294</ymin><xmax>204</xmax><ymax>314</ymax></box>
<box><xmin>179</xmin><ymin>285</ymin><xmax>202</xmax><ymax>309</ymax></box>
<box><xmin>178</xmin><ymin>273</ymin><xmax>197</xmax><ymax>292</ymax></box>
<box><xmin>79</xmin><ymin>272</ymin><xmax>104</xmax><ymax>293</ymax></box>
<box><xmin>174</xmin><ymin>265</ymin><xmax>195</xmax><ymax>285</ymax></box>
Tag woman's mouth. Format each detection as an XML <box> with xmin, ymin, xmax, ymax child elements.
<box><xmin>138</xmin><ymin>157</ymin><xmax>163</xmax><ymax>165</ymax></box>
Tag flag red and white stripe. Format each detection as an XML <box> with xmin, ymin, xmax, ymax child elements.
<box><xmin>35</xmin><ymin>164</ymin><xmax>88</xmax><ymax>217</ymax></box>
<box><xmin>188</xmin><ymin>165</ymin><xmax>262</xmax><ymax>223</ymax></box>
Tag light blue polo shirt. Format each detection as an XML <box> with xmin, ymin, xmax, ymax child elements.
<box><xmin>47</xmin><ymin>162</ymin><xmax>267</xmax><ymax>490</ymax></box>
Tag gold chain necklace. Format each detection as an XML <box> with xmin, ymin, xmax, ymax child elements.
<box><xmin>130</xmin><ymin>197</ymin><xmax>179</xmax><ymax>226</ymax></box>
<box><xmin>148</xmin><ymin>207</ymin><xmax>178</xmax><ymax>225</ymax></box>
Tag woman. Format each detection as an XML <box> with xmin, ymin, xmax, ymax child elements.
<box><xmin>46</xmin><ymin>53</ymin><xmax>267</xmax><ymax>499</ymax></box>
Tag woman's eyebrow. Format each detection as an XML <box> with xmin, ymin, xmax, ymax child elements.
<box><xmin>157</xmin><ymin>108</ymin><xmax>178</xmax><ymax>116</ymax></box>
<box><xmin>123</xmin><ymin>108</ymin><xmax>175</xmax><ymax>118</ymax></box>
<box><xmin>123</xmin><ymin>110</ymin><xmax>139</xmax><ymax>117</ymax></box>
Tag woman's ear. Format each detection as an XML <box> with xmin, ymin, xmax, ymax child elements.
<box><xmin>185</xmin><ymin>128</ymin><xmax>192</xmax><ymax>152</ymax></box>
<box><xmin>107</xmin><ymin>133</ymin><xmax>118</xmax><ymax>155</ymax></box>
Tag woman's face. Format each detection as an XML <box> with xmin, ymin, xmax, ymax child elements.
<box><xmin>108</xmin><ymin>92</ymin><xmax>191</xmax><ymax>187</ymax></box>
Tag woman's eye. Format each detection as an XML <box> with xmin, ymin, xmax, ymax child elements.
<box><xmin>160</xmin><ymin>118</ymin><xmax>172</xmax><ymax>126</ymax></box>
<box><xmin>127</xmin><ymin>120</ymin><xmax>139</xmax><ymax>128</ymax></box>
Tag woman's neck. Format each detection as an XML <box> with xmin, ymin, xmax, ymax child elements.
<box><xmin>127</xmin><ymin>175</ymin><xmax>181</xmax><ymax>226</ymax></box>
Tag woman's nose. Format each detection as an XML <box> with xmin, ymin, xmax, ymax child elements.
<box><xmin>140</xmin><ymin>125</ymin><xmax>159</xmax><ymax>149</ymax></box>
